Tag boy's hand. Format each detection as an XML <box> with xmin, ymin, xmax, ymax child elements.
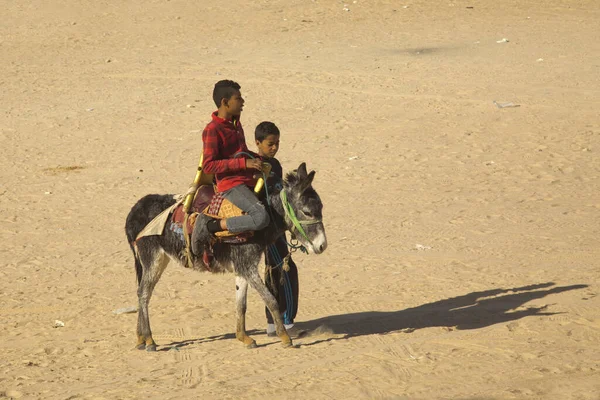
<box><xmin>245</xmin><ymin>158</ymin><xmax>263</xmax><ymax>170</ymax></box>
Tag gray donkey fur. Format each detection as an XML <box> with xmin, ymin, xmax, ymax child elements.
<box><xmin>125</xmin><ymin>163</ymin><xmax>327</xmax><ymax>351</ymax></box>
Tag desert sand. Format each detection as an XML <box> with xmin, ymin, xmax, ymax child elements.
<box><xmin>1</xmin><ymin>0</ymin><xmax>600</xmax><ymax>399</ymax></box>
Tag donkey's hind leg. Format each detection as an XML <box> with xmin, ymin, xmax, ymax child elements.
<box><xmin>244</xmin><ymin>268</ymin><xmax>292</xmax><ymax>348</ymax></box>
<box><xmin>235</xmin><ymin>276</ymin><xmax>257</xmax><ymax>349</ymax></box>
<box><xmin>136</xmin><ymin>245</ymin><xmax>169</xmax><ymax>351</ymax></box>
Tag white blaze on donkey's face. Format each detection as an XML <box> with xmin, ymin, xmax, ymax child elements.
<box><xmin>310</xmin><ymin>225</ymin><xmax>328</xmax><ymax>254</ymax></box>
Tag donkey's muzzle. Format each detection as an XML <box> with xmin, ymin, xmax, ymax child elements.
<box><xmin>312</xmin><ymin>231</ymin><xmax>328</xmax><ymax>254</ymax></box>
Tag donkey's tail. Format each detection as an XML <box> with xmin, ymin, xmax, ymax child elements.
<box><xmin>126</xmin><ymin>233</ymin><xmax>143</xmax><ymax>287</ymax></box>
<box><xmin>125</xmin><ymin>193</ymin><xmax>178</xmax><ymax>287</ymax></box>
<box><xmin>133</xmin><ymin>247</ymin><xmax>143</xmax><ymax>287</ymax></box>
<box><xmin>126</xmin><ymin>212</ymin><xmax>145</xmax><ymax>288</ymax></box>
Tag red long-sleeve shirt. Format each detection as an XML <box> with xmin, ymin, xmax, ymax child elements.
<box><xmin>201</xmin><ymin>112</ymin><xmax>259</xmax><ymax>192</ymax></box>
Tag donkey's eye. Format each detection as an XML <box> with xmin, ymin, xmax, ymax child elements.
<box><xmin>302</xmin><ymin>210</ymin><xmax>313</xmax><ymax>217</ymax></box>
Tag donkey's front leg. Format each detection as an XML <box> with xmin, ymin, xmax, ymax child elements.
<box><xmin>235</xmin><ymin>275</ymin><xmax>257</xmax><ymax>349</ymax></box>
<box><xmin>245</xmin><ymin>269</ymin><xmax>292</xmax><ymax>348</ymax></box>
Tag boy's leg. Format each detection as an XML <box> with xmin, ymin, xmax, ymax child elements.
<box><xmin>196</xmin><ymin>185</ymin><xmax>268</xmax><ymax>268</ymax></box>
<box><xmin>264</xmin><ymin>252</ymin><xmax>284</xmax><ymax>332</ymax></box>
<box><xmin>284</xmin><ymin>255</ymin><xmax>299</xmax><ymax>324</ymax></box>
<box><xmin>273</xmin><ymin>237</ymin><xmax>299</xmax><ymax>325</ymax></box>
<box><xmin>222</xmin><ymin>185</ymin><xmax>270</xmax><ymax>233</ymax></box>
<box><xmin>265</xmin><ymin>237</ymin><xmax>299</xmax><ymax>334</ymax></box>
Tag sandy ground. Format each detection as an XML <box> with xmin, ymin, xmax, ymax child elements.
<box><xmin>1</xmin><ymin>0</ymin><xmax>600</xmax><ymax>399</ymax></box>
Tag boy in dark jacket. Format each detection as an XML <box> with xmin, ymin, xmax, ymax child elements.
<box><xmin>254</xmin><ymin>121</ymin><xmax>302</xmax><ymax>337</ymax></box>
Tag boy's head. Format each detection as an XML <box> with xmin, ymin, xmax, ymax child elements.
<box><xmin>213</xmin><ymin>80</ymin><xmax>244</xmax><ymax>117</ymax></box>
<box><xmin>255</xmin><ymin>121</ymin><xmax>280</xmax><ymax>159</ymax></box>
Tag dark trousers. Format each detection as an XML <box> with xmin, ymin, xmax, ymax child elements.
<box><xmin>264</xmin><ymin>236</ymin><xmax>298</xmax><ymax>325</ymax></box>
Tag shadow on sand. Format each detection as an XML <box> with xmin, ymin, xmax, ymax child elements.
<box><xmin>160</xmin><ymin>282</ymin><xmax>587</xmax><ymax>350</ymax></box>
<box><xmin>158</xmin><ymin>329</ymin><xmax>264</xmax><ymax>351</ymax></box>
<box><xmin>296</xmin><ymin>282</ymin><xmax>587</xmax><ymax>341</ymax></box>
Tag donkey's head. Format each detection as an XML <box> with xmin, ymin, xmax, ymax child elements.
<box><xmin>280</xmin><ymin>163</ymin><xmax>327</xmax><ymax>254</ymax></box>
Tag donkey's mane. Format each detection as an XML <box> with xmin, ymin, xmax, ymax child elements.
<box><xmin>283</xmin><ymin>170</ymin><xmax>300</xmax><ymax>187</ymax></box>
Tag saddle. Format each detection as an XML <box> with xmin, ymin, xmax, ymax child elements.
<box><xmin>170</xmin><ymin>185</ymin><xmax>252</xmax><ymax>243</ymax></box>
<box><xmin>171</xmin><ymin>155</ymin><xmax>271</xmax><ymax>269</ymax></box>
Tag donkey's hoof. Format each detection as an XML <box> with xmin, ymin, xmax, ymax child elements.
<box><xmin>281</xmin><ymin>340</ymin><xmax>293</xmax><ymax>349</ymax></box>
<box><xmin>246</xmin><ymin>341</ymin><xmax>258</xmax><ymax>349</ymax></box>
<box><xmin>146</xmin><ymin>344</ymin><xmax>157</xmax><ymax>352</ymax></box>
<box><xmin>136</xmin><ymin>344</ymin><xmax>146</xmax><ymax>350</ymax></box>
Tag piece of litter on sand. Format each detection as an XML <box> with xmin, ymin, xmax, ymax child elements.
<box><xmin>113</xmin><ymin>306</ymin><xmax>138</xmax><ymax>315</ymax></box>
<box><xmin>493</xmin><ymin>101</ymin><xmax>520</xmax><ymax>109</ymax></box>
<box><xmin>415</xmin><ymin>244</ymin><xmax>432</xmax><ymax>251</ymax></box>
<box><xmin>53</xmin><ymin>320</ymin><xmax>65</xmax><ymax>328</ymax></box>
<box><xmin>496</xmin><ymin>38</ymin><xmax>509</xmax><ymax>43</ymax></box>
<box><xmin>536</xmin><ymin>58</ymin><xmax>544</xmax><ymax>62</ymax></box>
<box><xmin>348</xmin><ymin>156</ymin><xmax>360</xmax><ymax>160</ymax></box>
<box><xmin>4</xmin><ymin>390</ymin><xmax>22</xmax><ymax>399</ymax></box>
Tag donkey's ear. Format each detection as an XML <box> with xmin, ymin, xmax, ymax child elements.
<box><xmin>300</xmin><ymin>170</ymin><xmax>315</xmax><ymax>192</ymax></box>
<box><xmin>297</xmin><ymin>163</ymin><xmax>308</xmax><ymax>179</ymax></box>
<box><xmin>306</xmin><ymin>170</ymin><xmax>315</xmax><ymax>186</ymax></box>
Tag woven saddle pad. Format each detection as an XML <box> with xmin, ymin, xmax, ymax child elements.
<box><xmin>202</xmin><ymin>192</ymin><xmax>247</xmax><ymax>238</ymax></box>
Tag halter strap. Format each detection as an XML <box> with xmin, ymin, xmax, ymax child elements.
<box><xmin>280</xmin><ymin>190</ymin><xmax>321</xmax><ymax>246</ymax></box>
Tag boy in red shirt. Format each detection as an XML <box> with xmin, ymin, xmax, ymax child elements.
<box><xmin>193</xmin><ymin>80</ymin><xmax>269</xmax><ymax>263</ymax></box>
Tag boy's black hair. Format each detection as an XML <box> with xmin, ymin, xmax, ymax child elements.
<box><xmin>255</xmin><ymin>121</ymin><xmax>280</xmax><ymax>142</ymax></box>
<box><xmin>212</xmin><ymin>80</ymin><xmax>241</xmax><ymax>108</ymax></box>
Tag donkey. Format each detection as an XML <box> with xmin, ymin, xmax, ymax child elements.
<box><xmin>125</xmin><ymin>163</ymin><xmax>327</xmax><ymax>351</ymax></box>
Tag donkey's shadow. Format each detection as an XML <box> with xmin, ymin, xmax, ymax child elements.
<box><xmin>159</xmin><ymin>329</ymin><xmax>264</xmax><ymax>351</ymax></box>
<box><xmin>296</xmin><ymin>282</ymin><xmax>588</xmax><ymax>343</ymax></box>
<box><xmin>161</xmin><ymin>282</ymin><xmax>587</xmax><ymax>350</ymax></box>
